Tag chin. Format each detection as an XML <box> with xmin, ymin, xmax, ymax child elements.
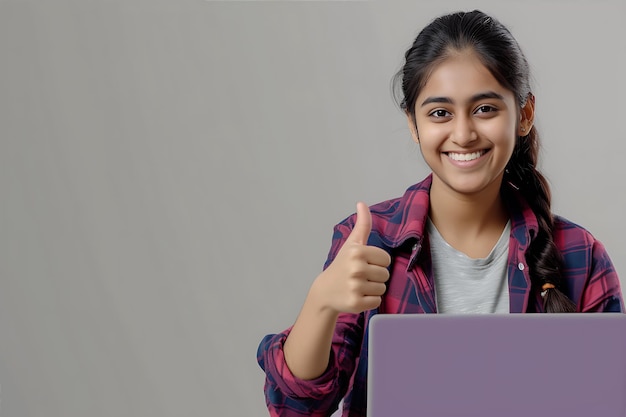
<box><xmin>439</xmin><ymin>176</ymin><xmax>502</xmax><ymax>196</ymax></box>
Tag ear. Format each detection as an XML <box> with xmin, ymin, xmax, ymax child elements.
<box><xmin>406</xmin><ymin>112</ymin><xmax>420</xmax><ymax>144</ymax></box>
<box><xmin>518</xmin><ymin>93</ymin><xmax>535</xmax><ymax>136</ymax></box>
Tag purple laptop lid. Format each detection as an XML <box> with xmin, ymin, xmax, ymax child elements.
<box><xmin>367</xmin><ymin>314</ymin><xmax>626</xmax><ymax>417</ymax></box>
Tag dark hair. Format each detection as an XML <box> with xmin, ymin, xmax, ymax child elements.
<box><xmin>393</xmin><ymin>10</ymin><xmax>576</xmax><ymax>313</ymax></box>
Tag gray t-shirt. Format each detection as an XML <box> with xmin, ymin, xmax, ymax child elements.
<box><xmin>427</xmin><ymin>218</ymin><xmax>510</xmax><ymax>314</ymax></box>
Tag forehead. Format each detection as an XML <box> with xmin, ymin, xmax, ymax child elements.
<box><xmin>417</xmin><ymin>52</ymin><xmax>514</xmax><ymax>104</ymax></box>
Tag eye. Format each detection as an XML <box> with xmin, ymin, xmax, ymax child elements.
<box><xmin>428</xmin><ymin>109</ymin><xmax>451</xmax><ymax>119</ymax></box>
<box><xmin>475</xmin><ymin>105</ymin><xmax>497</xmax><ymax>114</ymax></box>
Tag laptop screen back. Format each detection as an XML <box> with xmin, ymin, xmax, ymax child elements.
<box><xmin>367</xmin><ymin>314</ymin><xmax>626</xmax><ymax>417</ymax></box>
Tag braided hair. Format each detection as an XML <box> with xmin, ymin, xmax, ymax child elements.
<box><xmin>393</xmin><ymin>10</ymin><xmax>577</xmax><ymax>312</ymax></box>
<box><xmin>505</xmin><ymin>122</ymin><xmax>576</xmax><ymax>312</ymax></box>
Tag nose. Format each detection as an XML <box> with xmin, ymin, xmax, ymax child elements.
<box><xmin>451</xmin><ymin>115</ymin><xmax>478</xmax><ymax>146</ymax></box>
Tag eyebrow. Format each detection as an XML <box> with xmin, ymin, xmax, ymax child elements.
<box><xmin>420</xmin><ymin>91</ymin><xmax>505</xmax><ymax>107</ymax></box>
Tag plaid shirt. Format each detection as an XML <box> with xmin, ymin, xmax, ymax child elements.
<box><xmin>257</xmin><ymin>175</ymin><xmax>624</xmax><ymax>417</ymax></box>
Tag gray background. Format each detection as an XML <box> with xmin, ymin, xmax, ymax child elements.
<box><xmin>1</xmin><ymin>1</ymin><xmax>624</xmax><ymax>416</ymax></box>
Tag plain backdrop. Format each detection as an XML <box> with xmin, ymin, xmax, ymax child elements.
<box><xmin>1</xmin><ymin>1</ymin><xmax>625</xmax><ymax>416</ymax></box>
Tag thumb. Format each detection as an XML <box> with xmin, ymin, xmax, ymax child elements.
<box><xmin>347</xmin><ymin>202</ymin><xmax>372</xmax><ymax>245</ymax></box>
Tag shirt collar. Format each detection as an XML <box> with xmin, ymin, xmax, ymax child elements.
<box><xmin>502</xmin><ymin>182</ymin><xmax>539</xmax><ymax>250</ymax></box>
<box><xmin>371</xmin><ymin>175</ymin><xmax>432</xmax><ymax>249</ymax></box>
<box><xmin>371</xmin><ymin>175</ymin><xmax>539</xmax><ymax>250</ymax></box>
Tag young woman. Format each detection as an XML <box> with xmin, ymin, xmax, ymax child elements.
<box><xmin>257</xmin><ymin>10</ymin><xmax>624</xmax><ymax>417</ymax></box>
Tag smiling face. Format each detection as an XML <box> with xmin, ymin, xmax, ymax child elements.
<box><xmin>409</xmin><ymin>51</ymin><xmax>530</xmax><ymax>199</ymax></box>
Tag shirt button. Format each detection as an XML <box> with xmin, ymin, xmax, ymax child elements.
<box><xmin>518</xmin><ymin>263</ymin><xmax>525</xmax><ymax>271</ymax></box>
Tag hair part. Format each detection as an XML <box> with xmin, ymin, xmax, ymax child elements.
<box><xmin>393</xmin><ymin>10</ymin><xmax>577</xmax><ymax>312</ymax></box>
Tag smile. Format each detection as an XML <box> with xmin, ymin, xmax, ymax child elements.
<box><xmin>446</xmin><ymin>150</ymin><xmax>488</xmax><ymax>162</ymax></box>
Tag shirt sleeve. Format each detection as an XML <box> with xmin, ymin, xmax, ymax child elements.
<box><xmin>256</xmin><ymin>220</ymin><xmax>365</xmax><ymax>416</ymax></box>
<box><xmin>579</xmin><ymin>239</ymin><xmax>624</xmax><ymax>312</ymax></box>
<box><xmin>257</xmin><ymin>313</ymin><xmax>364</xmax><ymax>416</ymax></box>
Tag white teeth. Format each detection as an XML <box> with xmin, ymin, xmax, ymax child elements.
<box><xmin>447</xmin><ymin>151</ymin><xmax>485</xmax><ymax>161</ymax></box>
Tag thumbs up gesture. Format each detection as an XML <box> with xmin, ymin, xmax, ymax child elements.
<box><xmin>311</xmin><ymin>202</ymin><xmax>392</xmax><ymax>314</ymax></box>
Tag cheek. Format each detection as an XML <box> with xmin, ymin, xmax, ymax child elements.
<box><xmin>414</xmin><ymin>120</ymin><xmax>447</xmax><ymax>143</ymax></box>
<box><xmin>482</xmin><ymin>121</ymin><xmax>517</xmax><ymax>149</ymax></box>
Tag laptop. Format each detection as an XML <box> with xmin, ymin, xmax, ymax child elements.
<box><xmin>367</xmin><ymin>314</ymin><xmax>626</xmax><ymax>417</ymax></box>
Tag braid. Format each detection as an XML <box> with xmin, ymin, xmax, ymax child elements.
<box><xmin>504</xmin><ymin>127</ymin><xmax>577</xmax><ymax>313</ymax></box>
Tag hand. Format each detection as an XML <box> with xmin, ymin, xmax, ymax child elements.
<box><xmin>311</xmin><ymin>202</ymin><xmax>391</xmax><ymax>314</ymax></box>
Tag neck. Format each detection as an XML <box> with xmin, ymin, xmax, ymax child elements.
<box><xmin>429</xmin><ymin>176</ymin><xmax>509</xmax><ymax>257</ymax></box>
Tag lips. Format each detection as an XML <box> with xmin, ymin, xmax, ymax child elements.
<box><xmin>445</xmin><ymin>150</ymin><xmax>489</xmax><ymax>162</ymax></box>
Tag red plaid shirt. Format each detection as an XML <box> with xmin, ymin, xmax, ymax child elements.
<box><xmin>257</xmin><ymin>175</ymin><xmax>624</xmax><ymax>417</ymax></box>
